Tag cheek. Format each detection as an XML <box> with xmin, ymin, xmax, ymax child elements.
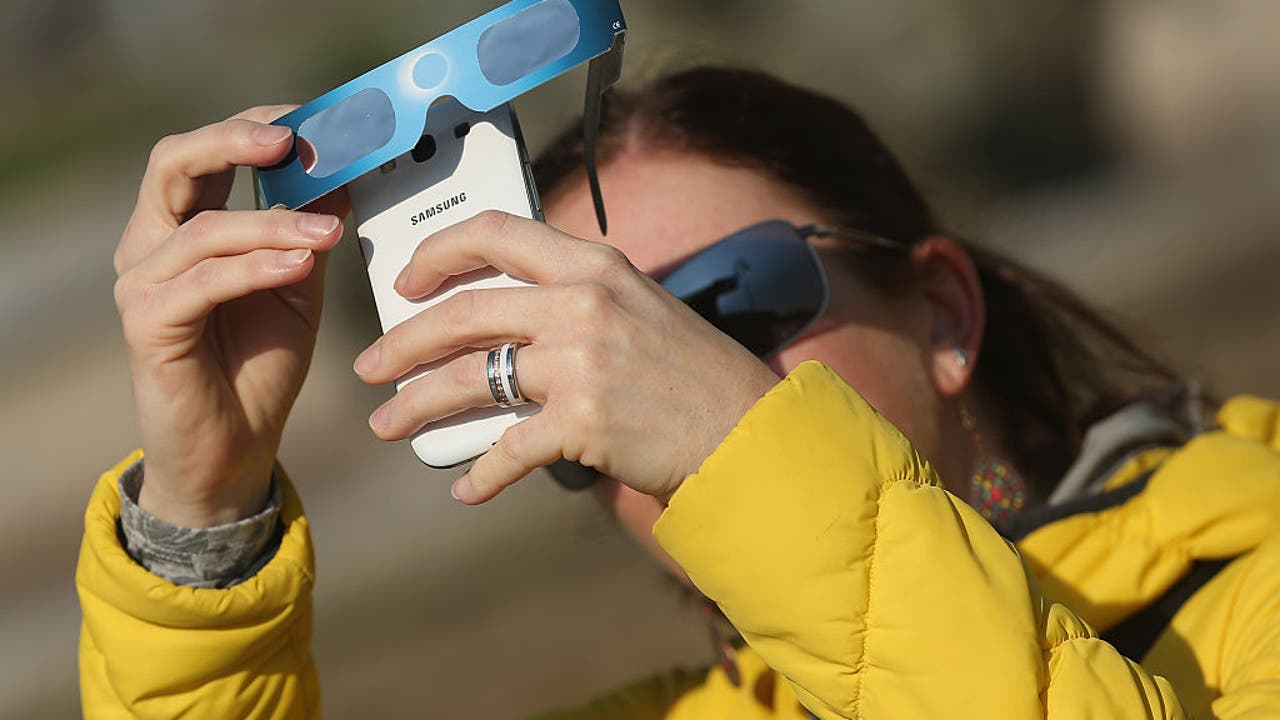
<box><xmin>770</xmin><ymin>323</ymin><xmax>940</xmax><ymax>455</ymax></box>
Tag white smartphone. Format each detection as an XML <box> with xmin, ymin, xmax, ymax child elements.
<box><xmin>348</xmin><ymin>100</ymin><xmax>543</xmax><ymax>468</ymax></box>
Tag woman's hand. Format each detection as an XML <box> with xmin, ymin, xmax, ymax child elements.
<box><xmin>353</xmin><ymin>211</ymin><xmax>780</xmax><ymax>504</ymax></box>
<box><xmin>113</xmin><ymin>106</ymin><xmax>348</xmax><ymax>527</ymax></box>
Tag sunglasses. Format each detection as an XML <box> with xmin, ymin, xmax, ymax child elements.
<box><xmin>254</xmin><ymin>0</ymin><xmax>625</xmax><ymax>234</ymax></box>
<box><xmin>548</xmin><ymin>219</ymin><xmax>910</xmax><ymax>490</ymax></box>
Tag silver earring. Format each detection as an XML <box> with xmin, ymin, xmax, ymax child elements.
<box><xmin>954</xmin><ymin>347</ymin><xmax>969</xmax><ymax>369</ymax></box>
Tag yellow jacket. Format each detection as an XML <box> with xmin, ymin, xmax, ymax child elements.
<box><xmin>78</xmin><ymin>362</ymin><xmax>1280</xmax><ymax>718</ymax></box>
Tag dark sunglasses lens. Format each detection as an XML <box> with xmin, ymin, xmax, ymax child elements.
<box><xmin>547</xmin><ymin>458</ymin><xmax>600</xmax><ymax>491</ymax></box>
<box><xmin>662</xmin><ymin>222</ymin><xmax>825</xmax><ymax>357</ymax></box>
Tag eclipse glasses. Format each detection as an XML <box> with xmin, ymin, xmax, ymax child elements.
<box><xmin>254</xmin><ymin>0</ymin><xmax>626</xmax><ymax>234</ymax></box>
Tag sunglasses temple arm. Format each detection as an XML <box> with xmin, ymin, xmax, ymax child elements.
<box><xmin>583</xmin><ymin>32</ymin><xmax>626</xmax><ymax>236</ymax></box>
<box><xmin>802</xmin><ymin>224</ymin><xmax>910</xmax><ymax>252</ymax></box>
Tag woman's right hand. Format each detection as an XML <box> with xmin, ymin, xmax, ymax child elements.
<box><xmin>113</xmin><ymin>106</ymin><xmax>348</xmax><ymax>528</ymax></box>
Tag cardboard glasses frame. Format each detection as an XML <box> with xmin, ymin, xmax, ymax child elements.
<box><xmin>254</xmin><ymin>0</ymin><xmax>626</xmax><ymax>234</ymax></box>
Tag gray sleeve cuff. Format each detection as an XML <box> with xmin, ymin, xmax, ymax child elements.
<box><xmin>117</xmin><ymin>459</ymin><xmax>283</xmax><ymax>589</ymax></box>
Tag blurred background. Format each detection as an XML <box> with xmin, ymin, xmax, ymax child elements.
<box><xmin>2</xmin><ymin>0</ymin><xmax>1278</xmax><ymax>716</ymax></box>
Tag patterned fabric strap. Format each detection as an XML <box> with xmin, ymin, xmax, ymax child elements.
<box><xmin>117</xmin><ymin>459</ymin><xmax>283</xmax><ymax>589</ymax></box>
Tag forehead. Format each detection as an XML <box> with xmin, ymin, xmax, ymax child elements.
<box><xmin>544</xmin><ymin>151</ymin><xmax>824</xmax><ymax>274</ymax></box>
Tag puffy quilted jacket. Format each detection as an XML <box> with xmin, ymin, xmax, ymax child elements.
<box><xmin>78</xmin><ymin>362</ymin><xmax>1280</xmax><ymax>718</ymax></box>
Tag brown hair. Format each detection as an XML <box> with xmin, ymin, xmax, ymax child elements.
<box><xmin>532</xmin><ymin>66</ymin><xmax>1187</xmax><ymax>496</ymax></box>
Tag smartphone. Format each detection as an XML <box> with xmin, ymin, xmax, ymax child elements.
<box><xmin>349</xmin><ymin>99</ymin><xmax>543</xmax><ymax>468</ymax></box>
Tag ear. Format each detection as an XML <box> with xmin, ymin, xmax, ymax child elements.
<box><xmin>910</xmin><ymin>236</ymin><xmax>985</xmax><ymax>398</ymax></box>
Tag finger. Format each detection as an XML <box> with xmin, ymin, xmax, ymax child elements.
<box><xmin>453</xmin><ymin>412</ymin><xmax>562</xmax><ymax>505</ymax></box>
<box><xmin>188</xmin><ymin>104</ymin><xmax>303</xmax><ymax>220</ymax></box>
<box><xmin>396</xmin><ymin>210</ymin><xmax>634</xmax><ymax>299</ymax></box>
<box><xmin>119</xmin><ymin>112</ymin><xmax>299</xmax><ymax>276</ymax></box>
<box><xmin>187</xmin><ymin>105</ymin><xmax>302</xmax><ymax>228</ymax></box>
<box><xmin>367</xmin><ymin>345</ymin><xmax>551</xmax><ymax>441</ymax></box>
<box><xmin>137</xmin><ymin>111</ymin><xmax>297</xmax><ymax>227</ymax></box>
<box><xmin>231</xmin><ymin>104</ymin><xmax>300</xmax><ymax>124</ymax></box>
<box><xmin>354</xmin><ymin>284</ymin><xmax>569</xmax><ymax>385</ymax></box>
<box><xmin>132</xmin><ymin>247</ymin><xmax>316</xmax><ymax>329</ymax></box>
<box><xmin>134</xmin><ymin>209</ymin><xmax>341</xmax><ymax>285</ymax></box>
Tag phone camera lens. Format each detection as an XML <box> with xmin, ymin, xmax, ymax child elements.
<box><xmin>411</xmin><ymin>134</ymin><xmax>437</xmax><ymax>163</ymax></box>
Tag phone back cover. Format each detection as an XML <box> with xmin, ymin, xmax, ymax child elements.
<box><xmin>350</xmin><ymin>100</ymin><xmax>540</xmax><ymax>468</ymax></box>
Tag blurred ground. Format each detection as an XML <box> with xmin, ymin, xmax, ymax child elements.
<box><xmin>1</xmin><ymin>0</ymin><xmax>1277</xmax><ymax>717</ymax></box>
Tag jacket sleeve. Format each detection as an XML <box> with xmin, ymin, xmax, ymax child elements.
<box><xmin>653</xmin><ymin>361</ymin><xmax>1189</xmax><ymax>720</ymax></box>
<box><xmin>77</xmin><ymin>450</ymin><xmax>319</xmax><ymax>719</ymax></box>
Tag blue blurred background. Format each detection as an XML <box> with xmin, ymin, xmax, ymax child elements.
<box><xmin>2</xmin><ymin>0</ymin><xmax>1278</xmax><ymax>716</ymax></box>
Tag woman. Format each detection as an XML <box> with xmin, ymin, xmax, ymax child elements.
<box><xmin>79</xmin><ymin>68</ymin><xmax>1280</xmax><ymax>718</ymax></box>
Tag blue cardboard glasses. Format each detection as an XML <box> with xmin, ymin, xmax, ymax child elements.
<box><xmin>254</xmin><ymin>0</ymin><xmax>626</xmax><ymax>232</ymax></box>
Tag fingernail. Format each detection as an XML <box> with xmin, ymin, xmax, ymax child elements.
<box><xmin>277</xmin><ymin>248</ymin><xmax>312</xmax><ymax>268</ymax></box>
<box><xmin>368</xmin><ymin>405</ymin><xmax>389</xmax><ymax>432</ymax></box>
<box><xmin>354</xmin><ymin>344</ymin><xmax>381</xmax><ymax>376</ymax></box>
<box><xmin>451</xmin><ymin>475</ymin><xmax>473</xmax><ymax>503</ymax></box>
<box><xmin>252</xmin><ymin>124</ymin><xmax>293</xmax><ymax>146</ymax></box>
<box><xmin>395</xmin><ymin>264</ymin><xmax>413</xmax><ymax>294</ymax></box>
<box><xmin>298</xmin><ymin>214</ymin><xmax>339</xmax><ymax>239</ymax></box>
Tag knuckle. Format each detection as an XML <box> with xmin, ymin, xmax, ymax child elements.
<box><xmin>138</xmin><ymin>283</ymin><xmax>162</xmax><ymax>310</ymax></box>
<box><xmin>471</xmin><ymin>209</ymin><xmax>510</xmax><ymax>237</ymax></box>
<box><xmin>459</xmin><ymin>351</ymin><xmax>487</xmax><ymax>398</ymax></box>
<box><xmin>147</xmin><ymin>134</ymin><xmax>181</xmax><ymax>168</ymax></box>
<box><xmin>403</xmin><ymin>241</ymin><xmax>431</xmax><ymax>278</ymax></box>
<box><xmin>442</xmin><ymin>289</ymin><xmax>479</xmax><ymax>331</ymax></box>
<box><xmin>219</xmin><ymin>117</ymin><xmax>245</xmax><ymax>145</ymax></box>
<box><xmin>562</xmin><ymin>392</ymin><xmax>606</xmax><ymax>439</ymax></box>
<box><xmin>190</xmin><ymin>257</ymin><xmax>220</xmax><ymax>288</ymax></box>
<box><xmin>115</xmin><ymin>216</ymin><xmax>147</xmax><ymax>276</ymax></box>
<box><xmin>569</xmin><ymin>283</ymin><xmax>613</xmax><ymax>323</ymax></box>
<box><xmin>112</xmin><ymin>275</ymin><xmax>135</xmax><ymax>314</ymax></box>
<box><xmin>112</xmin><ymin>244</ymin><xmax>129</xmax><ymax>277</ymax></box>
<box><xmin>117</xmin><ymin>284</ymin><xmax>159</xmax><ymax>343</ymax></box>
<box><xmin>183</xmin><ymin>209</ymin><xmax>219</xmax><ymax>240</ymax></box>
<box><xmin>372</xmin><ymin>400</ymin><xmax>403</xmax><ymax>440</ymax></box>
<box><xmin>591</xmin><ymin>242</ymin><xmax>629</xmax><ymax>275</ymax></box>
<box><xmin>115</xmin><ymin>273</ymin><xmax>161</xmax><ymax>313</ymax></box>
<box><xmin>265</xmin><ymin>207</ymin><xmax>296</xmax><ymax>240</ymax></box>
<box><xmin>378</xmin><ymin>330</ymin><xmax>402</xmax><ymax>367</ymax></box>
<box><xmin>555</xmin><ymin>421</ymin><xmax>587</xmax><ymax>464</ymax></box>
<box><xmin>579</xmin><ymin>334</ymin><xmax>611</xmax><ymax>370</ymax></box>
<box><xmin>239</xmin><ymin>105</ymin><xmax>292</xmax><ymax>123</ymax></box>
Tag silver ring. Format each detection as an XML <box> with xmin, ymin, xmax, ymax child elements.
<box><xmin>487</xmin><ymin>343</ymin><xmax>527</xmax><ymax>408</ymax></box>
<box><xmin>502</xmin><ymin>342</ymin><xmax>526</xmax><ymax>405</ymax></box>
<box><xmin>487</xmin><ymin>347</ymin><xmax>509</xmax><ymax>406</ymax></box>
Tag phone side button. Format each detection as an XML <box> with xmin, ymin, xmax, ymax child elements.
<box><xmin>523</xmin><ymin>162</ymin><xmax>544</xmax><ymax>218</ymax></box>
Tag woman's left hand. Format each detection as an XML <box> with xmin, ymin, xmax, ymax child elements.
<box><xmin>353</xmin><ymin>210</ymin><xmax>780</xmax><ymax>505</ymax></box>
